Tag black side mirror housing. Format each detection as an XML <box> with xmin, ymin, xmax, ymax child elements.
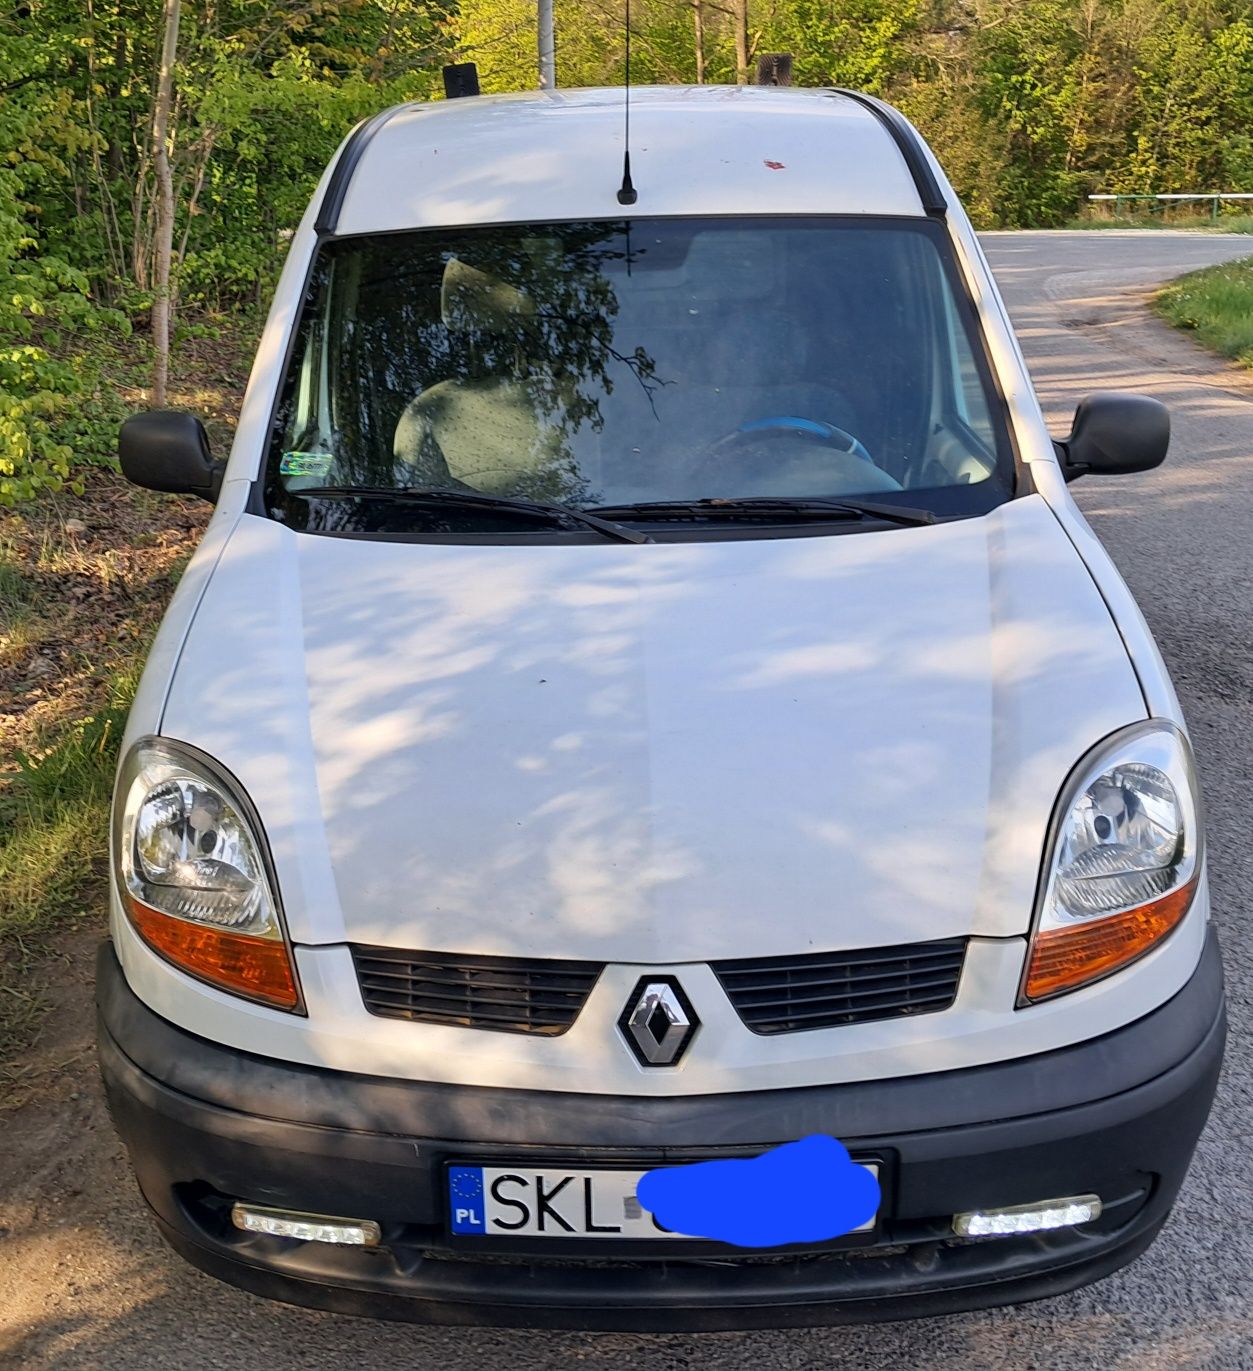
<box><xmin>1055</xmin><ymin>391</ymin><xmax>1170</xmax><ymax>482</ymax></box>
<box><xmin>118</xmin><ymin>410</ymin><xmax>226</xmax><ymax>503</ymax></box>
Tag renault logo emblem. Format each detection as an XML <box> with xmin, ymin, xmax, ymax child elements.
<box><xmin>619</xmin><ymin>977</ymin><xmax>698</xmax><ymax>1067</ymax></box>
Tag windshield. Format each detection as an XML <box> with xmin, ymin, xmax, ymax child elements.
<box><xmin>264</xmin><ymin>217</ymin><xmax>1015</xmax><ymax>537</ymax></box>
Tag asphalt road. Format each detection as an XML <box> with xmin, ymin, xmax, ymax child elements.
<box><xmin>4</xmin><ymin>231</ymin><xmax>1253</xmax><ymax>1369</ymax></box>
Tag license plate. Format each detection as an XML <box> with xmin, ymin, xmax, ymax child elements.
<box><xmin>447</xmin><ymin>1162</ymin><xmax>879</xmax><ymax>1241</ymax></box>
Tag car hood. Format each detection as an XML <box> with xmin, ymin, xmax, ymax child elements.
<box><xmin>162</xmin><ymin>496</ymin><xmax>1145</xmax><ymax>959</ymax></box>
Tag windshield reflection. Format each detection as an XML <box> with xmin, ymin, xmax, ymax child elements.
<box><xmin>267</xmin><ymin>218</ymin><xmax>1012</xmax><ymax>535</ymax></box>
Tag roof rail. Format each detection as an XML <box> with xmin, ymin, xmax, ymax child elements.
<box><xmin>828</xmin><ymin>89</ymin><xmax>947</xmax><ymax>219</ymax></box>
<box><xmin>314</xmin><ymin>105</ymin><xmax>407</xmax><ymax>236</ymax></box>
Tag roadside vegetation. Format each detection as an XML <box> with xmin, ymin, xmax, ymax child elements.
<box><xmin>1067</xmin><ymin>213</ymin><xmax>1253</xmax><ymax>234</ymax></box>
<box><xmin>1154</xmin><ymin>257</ymin><xmax>1253</xmax><ymax>369</ymax></box>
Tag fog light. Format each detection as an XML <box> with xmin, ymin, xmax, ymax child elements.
<box><xmin>953</xmin><ymin>1194</ymin><xmax>1102</xmax><ymax>1237</ymax></box>
<box><xmin>230</xmin><ymin>1203</ymin><xmax>382</xmax><ymax>1246</ymax></box>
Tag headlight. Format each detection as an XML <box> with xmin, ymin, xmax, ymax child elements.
<box><xmin>1022</xmin><ymin>721</ymin><xmax>1201</xmax><ymax>1003</ymax></box>
<box><xmin>113</xmin><ymin>738</ymin><xmax>301</xmax><ymax>1011</ymax></box>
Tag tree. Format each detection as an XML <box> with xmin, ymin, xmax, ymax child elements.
<box><xmin>151</xmin><ymin>0</ymin><xmax>180</xmax><ymax>408</ymax></box>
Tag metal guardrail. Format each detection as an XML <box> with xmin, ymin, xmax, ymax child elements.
<box><xmin>1088</xmin><ymin>193</ymin><xmax>1253</xmax><ymax>221</ymax></box>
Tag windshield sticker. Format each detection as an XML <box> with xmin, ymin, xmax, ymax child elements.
<box><xmin>635</xmin><ymin>1134</ymin><xmax>880</xmax><ymax>1247</ymax></box>
<box><xmin>280</xmin><ymin>451</ymin><xmax>334</xmax><ymax>478</ymax></box>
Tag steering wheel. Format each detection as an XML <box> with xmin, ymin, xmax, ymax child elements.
<box><xmin>705</xmin><ymin>416</ymin><xmax>877</xmax><ymax>465</ymax></box>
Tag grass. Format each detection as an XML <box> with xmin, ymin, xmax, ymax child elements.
<box><xmin>1065</xmin><ymin>212</ymin><xmax>1253</xmax><ymax>234</ymax></box>
<box><xmin>0</xmin><ymin>678</ymin><xmax>137</xmax><ymax>940</ymax></box>
<box><xmin>0</xmin><ymin>725</ymin><xmax>131</xmax><ymax>1085</ymax></box>
<box><xmin>1153</xmin><ymin>256</ymin><xmax>1253</xmax><ymax>368</ymax></box>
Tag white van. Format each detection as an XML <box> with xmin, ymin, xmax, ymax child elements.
<box><xmin>98</xmin><ymin>85</ymin><xmax>1225</xmax><ymax>1329</ymax></box>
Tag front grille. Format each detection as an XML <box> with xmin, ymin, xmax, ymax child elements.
<box><xmin>712</xmin><ymin>937</ymin><xmax>967</xmax><ymax>1034</ymax></box>
<box><xmin>351</xmin><ymin>946</ymin><xmax>603</xmax><ymax>1035</ymax></box>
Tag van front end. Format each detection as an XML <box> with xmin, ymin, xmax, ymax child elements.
<box><xmin>100</xmin><ymin>86</ymin><xmax>1226</xmax><ymax>1330</ymax></box>
<box><xmin>98</xmin><ymin>926</ymin><xmax>1224</xmax><ymax>1329</ymax></box>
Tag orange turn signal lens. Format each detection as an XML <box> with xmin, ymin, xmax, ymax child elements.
<box><xmin>127</xmin><ymin>897</ymin><xmax>300</xmax><ymax>1010</ymax></box>
<box><xmin>1023</xmin><ymin>878</ymin><xmax>1197</xmax><ymax>1002</ymax></box>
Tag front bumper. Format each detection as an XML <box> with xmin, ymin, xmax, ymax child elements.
<box><xmin>97</xmin><ymin>930</ymin><xmax>1225</xmax><ymax>1331</ymax></box>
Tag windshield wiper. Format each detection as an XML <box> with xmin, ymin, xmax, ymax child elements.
<box><xmin>294</xmin><ymin>486</ymin><xmax>653</xmax><ymax>544</ymax></box>
<box><xmin>586</xmin><ymin>496</ymin><xmax>937</xmax><ymax>528</ymax></box>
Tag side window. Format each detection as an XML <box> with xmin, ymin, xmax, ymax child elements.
<box><xmin>278</xmin><ymin>265</ymin><xmax>338</xmax><ymax>489</ymax></box>
<box><xmin>940</xmin><ymin>281</ymin><xmax>995</xmax><ymax>442</ymax></box>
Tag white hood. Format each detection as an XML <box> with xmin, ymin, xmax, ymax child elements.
<box><xmin>162</xmin><ymin>495</ymin><xmax>1145</xmax><ymax>960</ymax></box>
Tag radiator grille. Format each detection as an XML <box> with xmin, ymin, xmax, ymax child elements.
<box><xmin>712</xmin><ymin>938</ymin><xmax>967</xmax><ymax>1035</ymax></box>
<box><xmin>351</xmin><ymin>946</ymin><xmax>603</xmax><ymax>1035</ymax></box>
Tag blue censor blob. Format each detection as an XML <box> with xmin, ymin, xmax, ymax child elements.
<box><xmin>636</xmin><ymin>1135</ymin><xmax>880</xmax><ymax>1248</ymax></box>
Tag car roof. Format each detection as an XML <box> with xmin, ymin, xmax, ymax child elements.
<box><xmin>328</xmin><ymin>86</ymin><xmax>929</xmax><ymax>236</ymax></box>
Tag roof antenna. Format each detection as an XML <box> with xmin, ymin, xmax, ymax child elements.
<box><xmin>616</xmin><ymin>0</ymin><xmax>638</xmax><ymax>205</ymax></box>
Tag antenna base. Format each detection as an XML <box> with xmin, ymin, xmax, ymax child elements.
<box><xmin>616</xmin><ymin>186</ymin><xmax>638</xmax><ymax>206</ymax></box>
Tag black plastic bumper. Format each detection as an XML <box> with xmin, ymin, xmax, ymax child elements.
<box><xmin>97</xmin><ymin>931</ymin><xmax>1226</xmax><ymax>1331</ymax></box>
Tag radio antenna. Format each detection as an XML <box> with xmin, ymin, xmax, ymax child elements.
<box><xmin>616</xmin><ymin>0</ymin><xmax>638</xmax><ymax>205</ymax></box>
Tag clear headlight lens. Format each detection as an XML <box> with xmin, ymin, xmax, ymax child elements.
<box><xmin>114</xmin><ymin>739</ymin><xmax>299</xmax><ymax>1010</ymax></box>
<box><xmin>131</xmin><ymin>772</ymin><xmax>274</xmax><ymax>931</ymax></box>
<box><xmin>1023</xmin><ymin>722</ymin><xmax>1200</xmax><ymax>1003</ymax></box>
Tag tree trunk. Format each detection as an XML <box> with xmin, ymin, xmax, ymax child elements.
<box><xmin>151</xmin><ymin>0</ymin><xmax>181</xmax><ymax>409</ymax></box>
<box><xmin>693</xmin><ymin>0</ymin><xmax>706</xmax><ymax>83</ymax></box>
<box><xmin>110</xmin><ymin>26</ymin><xmax>126</xmax><ymax>178</ymax></box>
<box><xmin>733</xmin><ymin>0</ymin><xmax>749</xmax><ymax>84</ymax></box>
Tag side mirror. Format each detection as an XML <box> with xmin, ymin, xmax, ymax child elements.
<box><xmin>118</xmin><ymin>410</ymin><xmax>226</xmax><ymax>503</ymax></box>
<box><xmin>1055</xmin><ymin>392</ymin><xmax>1170</xmax><ymax>483</ymax></box>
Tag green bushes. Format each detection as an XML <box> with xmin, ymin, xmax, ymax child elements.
<box><xmin>0</xmin><ymin>3</ymin><xmax>448</xmax><ymax>505</ymax></box>
<box><xmin>0</xmin><ymin>16</ymin><xmax>130</xmax><ymax>505</ymax></box>
<box><xmin>0</xmin><ymin>247</ymin><xmax>130</xmax><ymax>505</ymax></box>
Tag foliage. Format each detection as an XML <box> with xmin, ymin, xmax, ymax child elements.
<box><xmin>0</xmin><ymin>1</ymin><xmax>452</xmax><ymax>500</ymax></box>
<box><xmin>0</xmin><ymin>20</ymin><xmax>125</xmax><ymax>504</ymax></box>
